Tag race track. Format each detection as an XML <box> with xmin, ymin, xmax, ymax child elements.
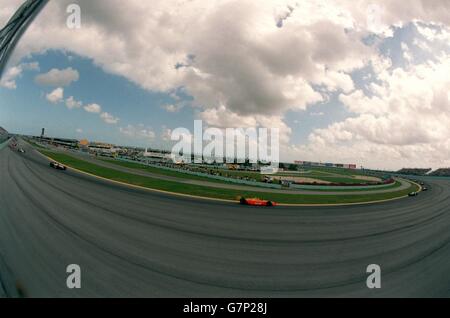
<box><xmin>1</xmin><ymin>142</ymin><xmax>450</xmax><ymax>297</ymax></box>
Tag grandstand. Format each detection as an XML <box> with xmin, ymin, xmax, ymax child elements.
<box><xmin>396</xmin><ymin>168</ymin><xmax>432</xmax><ymax>176</ymax></box>
<box><xmin>429</xmin><ymin>168</ymin><xmax>450</xmax><ymax>177</ymax></box>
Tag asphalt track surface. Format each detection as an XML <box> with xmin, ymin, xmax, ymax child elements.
<box><xmin>1</xmin><ymin>141</ymin><xmax>450</xmax><ymax>297</ymax></box>
<box><xmin>50</xmin><ymin>148</ymin><xmax>411</xmax><ymax>195</ymax></box>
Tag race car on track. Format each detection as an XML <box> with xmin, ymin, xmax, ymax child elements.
<box><xmin>239</xmin><ymin>197</ymin><xmax>276</xmax><ymax>207</ymax></box>
<box><xmin>50</xmin><ymin>161</ymin><xmax>67</xmax><ymax>171</ymax></box>
<box><xmin>408</xmin><ymin>191</ymin><xmax>419</xmax><ymax>197</ymax></box>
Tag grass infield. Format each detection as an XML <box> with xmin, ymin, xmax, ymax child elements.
<box><xmin>100</xmin><ymin>158</ymin><xmax>401</xmax><ymax>192</ymax></box>
<box><xmin>40</xmin><ymin>150</ymin><xmax>419</xmax><ymax>205</ymax></box>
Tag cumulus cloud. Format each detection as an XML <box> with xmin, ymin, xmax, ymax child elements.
<box><xmin>2</xmin><ymin>1</ymin><xmax>374</xmax><ymax>130</ymax></box>
<box><xmin>83</xmin><ymin>103</ymin><xmax>101</xmax><ymax>113</ymax></box>
<box><xmin>0</xmin><ymin>62</ymin><xmax>39</xmax><ymax>89</ymax></box>
<box><xmin>161</xmin><ymin>126</ymin><xmax>173</xmax><ymax>141</ymax></box>
<box><xmin>199</xmin><ymin>106</ymin><xmax>292</xmax><ymax>145</ymax></box>
<box><xmin>65</xmin><ymin>96</ymin><xmax>83</xmax><ymax>109</ymax></box>
<box><xmin>100</xmin><ymin>112</ymin><xmax>120</xmax><ymax>124</ymax></box>
<box><xmin>162</xmin><ymin>104</ymin><xmax>183</xmax><ymax>113</ymax></box>
<box><xmin>120</xmin><ymin>124</ymin><xmax>155</xmax><ymax>139</ymax></box>
<box><xmin>34</xmin><ymin>67</ymin><xmax>79</xmax><ymax>87</ymax></box>
<box><xmin>6</xmin><ymin>1</ymin><xmax>373</xmax><ymax>114</ymax></box>
<box><xmin>0</xmin><ymin>66</ymin><xmax>22</xmax><ymax>89</ymax></box>
<box><xmin>45</xmin><ymin>87</ymin><xmax>64</xmax><ymax>104</ymax></box>
<box><xmin>303</xmin><ymin>52</ymin><xmax>450</xmax><ymax>169</ymax></box>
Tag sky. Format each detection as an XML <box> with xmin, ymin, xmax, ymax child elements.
<box><xmin>1</xmin><ymin>0</ymin><xmax>450</xmax><ymax>170</ymax></box>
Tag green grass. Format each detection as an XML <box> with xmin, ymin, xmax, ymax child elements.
<box><xmin>197</xmin><ymin>166</ymin><xmax>381</xmax><ymax>184</ymax></box>
<box><xmin>104</xmin><ymin>159</ymin><xmax>378</xmax><ymax>185</ymax></box>
<box><xmin>100</xmin><ymin>158</ymin><xmax>280</xmax><ymax>183</ymax></box>
<box><xmin>303</xmin><ymin>176</ymin><xmax>377</xmax><ymax>184</ymax></box>
<box><xmin>307</xmin><ymin>166</ymin><xmax>372</xmax><ymax>177</ymax></box>
<box><xmin>25</xmin><ymin>139</ymin><xmax>48</xmax><ymax>150</ymax></box>
<box><xmin>102</xmin><ymin>158</ymin><xmax>384</xmax><ymax>186</ymax></box>
<box><xmin>39</xmin><ymin>150</ymin><xmax>419</xmax><ymax>205</ymax></box>
<box><xmin>99</xmin><ymin>158</ymin><xmax>399</xmax><ymax>192</ymax></box>
<box><xmin>99</xmin><ymin>158</ymin><xmax>237</xmax><ymax>185</ymax></box>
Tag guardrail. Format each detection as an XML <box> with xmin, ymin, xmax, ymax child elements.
<box><xmin>116</xmin><ymin>158</ymin><xmax>282</xmax><ymax>189</ymax></box>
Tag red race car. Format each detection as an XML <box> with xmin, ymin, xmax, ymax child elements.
<box><xmin>239</xmin><ymin>197</ymin><xmax>277</xmax><ymax>207</ymax></box>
